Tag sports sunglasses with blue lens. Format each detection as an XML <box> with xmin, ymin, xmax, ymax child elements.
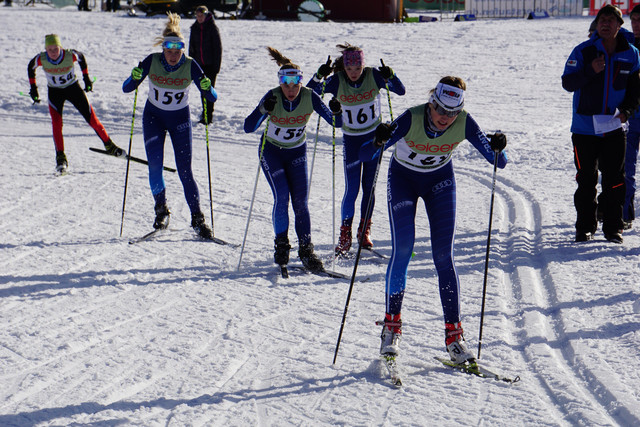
<box><xmin>279</xmin><ymin>75</ymin><xmax>303</xmax><ymax>85</ymax></box>
<box><xmin>162</xmin><ymin>40</ymin><xmax>185</xmax><ymax>50</ymax></box>
<box><xmin>278</xmin><ymin>68</ymin><xmax>303</xmax><ymax>85</ymax></box>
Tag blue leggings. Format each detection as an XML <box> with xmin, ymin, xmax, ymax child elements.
<box><xmin>260</xmin><ymin>141</ymin><xmax>312</xmax><ymax>245</ymax></box>
<box><xmin>385</xmin><ymin>159</ymin><xmax>460</xmax><ymax>324</ymax></box>
<box><xmin>340</xmin><ymin>132</ymin><xmax>378</xmax><ymax>224</ymax></box>
<box><xmin>142</xmin><ymin>102</ymin><xmax>201</xmax><ymax>213</ymax></box>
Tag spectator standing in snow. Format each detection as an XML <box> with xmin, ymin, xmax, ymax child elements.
<box><xmin>307</xmin><ymin>43</ymin><xmax>405</xmax><ymax>257</ymax></box>
<box><xmin>562</xmin><ymin>4</ymin><xmax>640</xmax><ymax>244</ymax></box>
<box><xmin>122</xmin><ymin>13</ymin><xmax>217</xmax><ymax>239</ymax></box>
<box><xmin>27</xmin><ymin>34</ymin><xmax>125</xmax><ymax>174</ymax></box>
<box><xmin>243</xmin><ymin>47</ymin><xmax>343</xmax><ymax>273</ymax></box>
<box><xmin>189</xmin><ymin>5</ymin><xmax>222</xmax><ymax>125</ymax></box>
<box><xmin>361</xmin><ymin>76</ymin><xmax>508</xmax><ymax>366</ymax></box>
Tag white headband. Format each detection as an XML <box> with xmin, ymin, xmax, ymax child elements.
<box><xmin>432</xmin><ymin>82</ymin><xmax>465</xmax><ymax>111</ymax></box>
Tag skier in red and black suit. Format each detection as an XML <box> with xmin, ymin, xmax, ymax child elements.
<box><xmin>27</xmin><ymin>34</ymin><xmax>125</xmax><ymax>174</ymax></box>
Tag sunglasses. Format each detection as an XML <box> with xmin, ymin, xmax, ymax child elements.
<box><xmin>432</xmin><ymin>100</ymin><xmax>462</xmax><ymax>117</ymax></box>
<box><xmin>279</xmin><ymin>75</ymin><xmax>303</xmax><ymax>85</ymax></box>
<box><xmin>162</xmin><ymin>40</ymin><xmax>185</xmax><ymax>50</ymax></box>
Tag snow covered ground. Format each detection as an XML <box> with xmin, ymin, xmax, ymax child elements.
<box><xmin>1</xmin><ymin>6</ymin><xmax>639</xmax><ymax>425</ymax></box>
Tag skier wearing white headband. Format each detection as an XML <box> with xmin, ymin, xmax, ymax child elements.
<box><xmin>361</xmin><ymin>76</ymin><xmax>508</xmax><ymax>367</ymax></box>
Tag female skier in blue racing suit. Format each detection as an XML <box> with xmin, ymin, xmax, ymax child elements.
<box><xmin>361</xmin><ymin>76</ymin><xmax>508</xmax><ymax>366</ymax></box>
<box><xmin>307</xmin><ymin>43</ymin><xmax>405</xmax><ymax>255</ymax></box>
<box><xmin>244</xmin><ymin>47</ymin><xmax>343</xmax><ymax>272</ymax></box>
<box><xmin>123</xmin><ymin>13</ymin><xmax>218</xmax><ymax>239</ymax></box>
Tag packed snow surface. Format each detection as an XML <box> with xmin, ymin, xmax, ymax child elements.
<box><xmin>1</xmin><ymin>7</ymin><xmax>639</xmax><ymax>426</ymax></box>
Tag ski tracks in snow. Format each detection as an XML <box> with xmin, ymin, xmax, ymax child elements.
<box><xmin>458</xmin><ymin>164</ymin><xmax>640</xmax><ymax>426</ymax></box>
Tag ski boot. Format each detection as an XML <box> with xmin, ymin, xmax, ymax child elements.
<box><xmin>335</xmin><ymin>225</ymin><xmax>352</xmax><ymax>256</ymax></box>
<box><xmin>153</xmin><ymin>204</ymin><xmax>171</xmax><ymax>230</ymax></box>
<box><xmin>274</xmin><ymin>235</ymin><xmax>291</xmax><ymax>266</ymax></box>
<box><xmin>103</xmin><ymin>139</ymin><xmax>126</xmax><ymax>157</ymax></box>
<box><xmin>55</xmin><ymin>151</ymin><xmax>68</xmax><ymax>174</ymax></box>
<box><xmin>357</xmin><ymin>218</ymin><xmax>373</xmax><ymax>249</ymax></box>
<box><xmin>191</xmin><ymin>211</ymin><xmax>213</xmax><ymax>239</ymax></box>
<box><xmin>298</xmin><ymin>242</ymin><xmax>324</xmax><ymax>272</ymax></box>
<box><xmin>445</xmin><ymin>322</ymin><xmax>476</xmax><ymax>365</ymax></box>
<box><xmin>380</xmin><ymin>312</ymin><xmax>402</xmax><ymax>356</ymax></box>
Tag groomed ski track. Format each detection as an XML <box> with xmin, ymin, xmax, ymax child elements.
<box><xmin>2</xmin><ymin>13</ymin><xmax>640</xmax><ymax>425</ymax></box>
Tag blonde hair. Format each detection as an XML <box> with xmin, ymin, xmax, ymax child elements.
<box><xmin>266</xmin><ymin>46</ymin><xmax>300</xmax><ymax>70</ymax></box>
<box><xmin>153</xmin><ymin>12</ymin><xmax>184</xmax><ymax>47</ymax></box>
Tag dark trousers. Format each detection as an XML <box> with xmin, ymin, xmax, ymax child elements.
<box><xmin>572</xmin><ymin>130</ymin><xmax>626</xmax><ymax>235</ymax></box>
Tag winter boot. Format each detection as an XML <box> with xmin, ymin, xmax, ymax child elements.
<box><xmin>191</xmin><ymin>211</ymin><xmax>213</xmax><ymax>239</ymax></box>
<box><xmin>380</xmin><ymin>313</ymin><xmax>402</xmax><ymax>356</ymax></box>
<box><xmin>103</xmin><ymin>139</ymin><xmax>126</xmax><ymax>157</ymax></box>
<box><xmin>298</xmin><ymin>242</ymin><xmax>324</xmax><ymax>272</ymax></box>
<box><xmin>274</xmin><ymin>235</ymin><xmax>291</xmax><ymax>266</ymax></box>
<box><xmin>55</xmin><ymin>151</ymin><xmax>68</xmax><ymax>173</ymax></box>
<box><xmin>445</xmin><ymin>322</ymin><xmax>476</xmax><ymax>365</ymax></box>
<box><xmin>153</xmin><ymin>203</ymin><xmax>171</xmax><ymax>230</ymax></box>
<box><xmin>357</xmin><ymin>218</ymin><xmax>373</xmax><ymax>249</ymax></box>
<box><xmin>335</xmin><ymin>225</ymin><xmax>352</xmax><ymax>256</ymax></box>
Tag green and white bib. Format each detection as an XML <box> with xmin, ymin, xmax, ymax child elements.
<box><xmin>264</xmin><ymin>87</ymin><xmax>314</xmax><ymax>149</ymax></box>
<box><xmin>40</xmin><ymin>50</ymin><xmax>77</xmax><ymax>88</ymax></box>
<box><xmin>393</xmin><ymin>105</ymin><xmax>468</xmax><ymax>172</ymax></box>
<box><xmin>147</xmin><ymin>53</ymin><xmax>193</xmax><ymax>111</ymax></box>
<box><xmin>337</xmin><ymin>68</ymin><xmax>381</xmax><ymax>135</ymax></box>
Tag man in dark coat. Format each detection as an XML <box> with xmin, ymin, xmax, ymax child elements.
<box><xmin>189</xmin><ymin>5</ymin><xmax>222</xmax><ymax>124</ymax></box>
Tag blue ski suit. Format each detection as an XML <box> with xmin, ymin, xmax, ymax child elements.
<box><xmin>360</xmin><ymin>105</ymin><xmax>507</xmax><ymax>323</ymax></box>
<box><xmin>122</xmin><ymin>53</ymin><xmax>217</xmax><ymax>213</ymax></box>
<box><xmin>307</xmin><ymin>67</ymin><xmax>405</xmax><ymax>226</ymax></box>
<box><xmin>244</xmin><ymin>86</ymin><xmax>342</xmax><ymax>245</ymax></box>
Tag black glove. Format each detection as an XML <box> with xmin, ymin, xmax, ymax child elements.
<box><xmin>29</xmin><ymin>84</ymin><xmax>40</xmax><ymax>103</ymax></box>
<box><xmin>83</xmin><ymin>75</ymin><xmax>93</xmax><ymax>92</ymax></box>
<box><xmin>329</xmin><ymin>97</ymin><xmax>341</xmax><ymax>114</ymax></box>
<box><xmin>317</xmin><ymin>56</ymin><xmax>332</xmax><ymax>79</ymax></box>
<box><xmin>379</xmin><ymin>59</ymin><xmax>394</xmax><ymax>80</ymax></box>
<box><xmin>488</xmin><ymin>132</ymin><xmax>507</xmax><ymax>152</ymax></box>
<box><xmin>373</xmin><ymin>122</ymin><xmax>396</xmax><ymax>148</ymax></box>
<box><xmin>260</xmin><ymin>95</ymin><xmax>277</xmax><ymax>114</ymax></box>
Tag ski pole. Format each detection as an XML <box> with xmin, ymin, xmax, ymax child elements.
<box><xmin>385</xmin><ymin>81</ymin><xmax>394</xmax><ymax>121</ymax></box>
<box><xmin>477</xmin><ymin>146</ymin><xmax>500</xmax><ymax>359</ymax></box>
<box><xmin>333</xmin><ymin>144</ymin><xmax>386</xmax><ymax>364</ymax></box>
<box><xmin>237</xmin><ymin>119</ymin><xmax>270</xmax><ymax>271</ymax></box>
<box><xmin>333</xmin><ymin>86</ymin><xmax>395</xmax><ymax>364</ymax></box>
<box><xmin>203</xmin><ymin>97</ymin><xmax>215</xmax><ymax>233</ymax></box>
<box><xmin>119</xmin><ymin>86</ymin><xmax>138</xmax><ymax>237</ymax></box>
<box><xmin>308</xmin><ymin>81</ymin><xmax>326</xmax><ymax>193</ymax></box>
<box><xmin>331</xmin><ymin>113</ymin><xmax>336</xmax><ymax>273</ymax></box>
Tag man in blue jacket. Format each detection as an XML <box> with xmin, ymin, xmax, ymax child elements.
<box><xmin>562</xmin><ymin>4</ymin><xmax>640</xmax><ymax>243</ymax></box>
